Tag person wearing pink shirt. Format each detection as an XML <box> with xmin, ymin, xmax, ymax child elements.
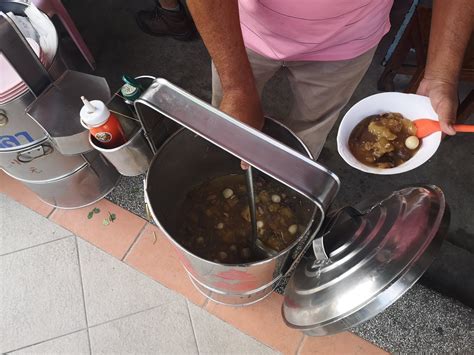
<box><xmin>187</xmin><ymin>0</ymin><xmax>473</xmax><ymax>158</ymax></box>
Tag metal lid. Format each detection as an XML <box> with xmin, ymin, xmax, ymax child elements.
<box><xmin>282</xmin><ymin>185</ymin><xmax>449</xmax><ymax>336</ymax></box>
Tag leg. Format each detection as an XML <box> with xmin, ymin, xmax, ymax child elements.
<box><xmin>212</xmin><ymin>48</ymin><xmax>281</xmax><ymax>107</ymax></box>
<box><xmin>285</xmin><ymin>47</ymin><xmax>377</xmax><ymax>158</ymax></box>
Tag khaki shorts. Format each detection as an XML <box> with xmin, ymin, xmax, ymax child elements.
<box><xmin>212</xmin><ymin>47</ymin><xmax>377</xmax><ymax>158</ymax></box>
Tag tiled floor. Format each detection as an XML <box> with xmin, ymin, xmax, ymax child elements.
<box><xmin>0</xmin><ymin>173</ymin><xmax>386</xmax><ymax>354</ymax></box>
<box><xmin>49</xmin><ymin>199</ymin><xmax>147</xmax><ymax>260</ymax></box>
<box><xmin>0</xmin><ymin>195</ymin><xmax>277</xmax><ymax>354</ymax></box>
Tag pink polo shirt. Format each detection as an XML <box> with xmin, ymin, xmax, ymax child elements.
<box><xmin>238</xmin><ymin>0</ymin><xmax>393</xmax><ymax>61</ymax></box>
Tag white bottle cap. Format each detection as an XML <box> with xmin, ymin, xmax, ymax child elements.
<box><xmin>80</xmin><ymin>96</ymin><xmax>110</xmax><ymax>128</ymax></box>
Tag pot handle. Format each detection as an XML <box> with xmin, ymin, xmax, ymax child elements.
<box><xmin>283</xmin><ymin>213</ymin><xmax>325</xmax><ymax>278</ymax></box>
<box><xmin>313</xmin><ymin>206</ymin><xmax>361</xmax><ymax>260</ymax></box>
<box><xmin>283</xmin><ymin>206</ymin><xmax>361</xmax><ymax>278</ymax></box>
<box><xmin>17</xmin><ymin>142</ymin><xmax>54</xmax><ymax>163</ymax></box>
<box><xmin>135</xmin><ymin>79</ymin><xmax>340</xmax><ymax>210</ymax></box>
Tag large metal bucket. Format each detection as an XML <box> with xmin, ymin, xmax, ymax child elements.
<box><xmin>145</xmin><ymin>119</ymin><xmax>322</xmax><ymax>305</ymax></box>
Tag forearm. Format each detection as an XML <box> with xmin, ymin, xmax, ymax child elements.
<box><xmin>187</xmin><ymin>0</ymin><xmax>256</xmax><ymax>95</ymax></box>
<box><xmin>426</xmin><ymin>0</ymin><xmax>474</xmax><ymax>83</ymax></box>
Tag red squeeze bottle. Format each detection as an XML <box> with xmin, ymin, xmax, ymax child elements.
<box><xmin>80</xmin><ymin>96</ymin><xmax>126</xmax><ymax>148</ymax></box>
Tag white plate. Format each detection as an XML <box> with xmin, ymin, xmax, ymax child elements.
<box><xmin>337</xmin><ymin>92</ymin><xmax>442</xmax><ymax>175</ymax></box>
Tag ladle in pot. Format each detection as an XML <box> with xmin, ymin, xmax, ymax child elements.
<box><xmin>245</xmin><ymin>166</ymin><xmax>278</xmax><ymax>258</ymax></box>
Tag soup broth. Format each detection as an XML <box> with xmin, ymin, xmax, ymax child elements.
<box><xmin>176</xmin><ymin>174</ymin><xmax>313</xmax><ymax>264</ymax></box>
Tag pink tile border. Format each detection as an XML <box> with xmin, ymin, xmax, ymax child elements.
<box><xmin>49</xmin><ymin>199</ymin><xmax>146</xmax><ymax>259</ymax></box>
<box><xmin>206</xmin><ymin>293</ymin><xmax>304</xmax><ymax>354</ymax></box>
<box><xmin>124</xmin><ymin>223</ymin><xmax>207</xmax><ymax>306</ymax></box>
<box><xmin>299</xmin><ymin>333</ymin><xmax>387</xmax><ymax>354</ymax></box>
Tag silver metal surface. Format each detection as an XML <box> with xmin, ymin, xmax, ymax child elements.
<box><xmin>26</xmin><ymin>70</ymin><xmax>111</xmax><ymax>155</ymax></box>
<box><xmin>282</xmin><ymin>186</ymin><xmax>449</xmax><ymax>335</ymax></box>
<box><xmin>23</xmin><ymin>150</ymin><xmax>120</xmax><ymax>209</ymax></box>
<box><xmin>0</xmin><ymin>137</ymin><xmax>88</xmax><ymax>181</ymax></box>
<box><xmin>144</xmin><ymin>120</ymin><xmax>322</xmax><ymax>305</ymax></box>
<box><xmin>136</xmin><ymin>79</ymin><xmax>335</xmax><ymax>305</ymax></box>
<box><xmin>0</xmin><ymin>110</ymin><xmax>8</xmax><ymax>126</ymax></box>
<box><xmin>51</xmin><ymin>131</ymin><xmax>92</xmax><ymax>156</ymax></box>
<box><xmin>90</xmin><ymin>126</ymin><xmax>153</xmax><ymax>177</ymax></box>
<box><xmin>135</xmin><ymin>79</ymin><xmax>340</xmax><ymax>210</ymax></box>
<box><xmin>0</xmin><ymin>91</ymin><xmax>47</xmax><ymax>149</ymax></box>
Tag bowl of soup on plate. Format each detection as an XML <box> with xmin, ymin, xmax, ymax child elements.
<box><xmin>337</xmin><ymin>92</ymin><xmax>442</xmax><ymax>175</ymax></box>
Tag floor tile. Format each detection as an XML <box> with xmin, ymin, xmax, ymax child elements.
<box><xmin>0</xmin><ymin>172</ymin><xmax>54</xmax><ymax>217</ymax></box>
<box><xmin>0</xmin><ymin>237</ymin><xmax>86</xmax><ymax>353</ymax></box>
<box><xmin>205</xmin><ymin>293</ymin><xmax>303</xmax><ymax>354</ymax></box>
<box><xmin>0</xmin><ymin>195</ymin><xmax>71</xmax><ymax>255</ymax></box>
<box><xmin>89</xmin><ymin>300</ymin><xmax>198</xmax><ymax>354</ymax></box>
<box><xmin>12</xmin><ymin>330</ymin><xmax>90</xmax><ymax>355</ymax></box>
<box><xmin>124</xmin><ymin>223</ymin><xmax>207</xmax><ymax>306</ymax></box>
<box><xmin>188</xmin><ymin>301</ymin><xmax>279</xmax><ymax>355</ymax></box>
<box><xmin>299</xmin><ymin>333</ymin><xmax>386</xmax><ymax>355</ymax></box>
<box><xmin>49</xmin><ymin>199</ymin><xmax>146</xmax><ymax>259</ymax></box>
<box><xmin>77</xmin><ymin>238</ymin><xmax>179</xmax><ymax>326</ymax></box>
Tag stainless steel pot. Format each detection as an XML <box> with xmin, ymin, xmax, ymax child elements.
<box><xmin>137</xmin><ymin>79</ymin><xmax>449</xmax><ymax>335</ymax></box>
<box><xmin>145</xmin><ymin>119</ymin><xmax>321</xmax><ymax>305</ymax></box>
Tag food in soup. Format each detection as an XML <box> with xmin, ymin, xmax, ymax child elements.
<box><xmin>177</xmin><ymin>174</ymin><xmax>312</xmax><ymax>264</ymax></box>
<box><xmin>349</xmin><ymin>112</ymin><xmax>421</xmax><ymax>168</ymax></box>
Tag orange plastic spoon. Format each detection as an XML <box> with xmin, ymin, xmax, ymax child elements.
<box><xmin>414</xmin><ymin>119</ymin><xmax>474</xmax><ymax>139</ymax></box>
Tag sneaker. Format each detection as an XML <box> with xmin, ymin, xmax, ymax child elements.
<box><xmin>136</xmin><ymin>1</ymin><xmax>195</xmax><ymax>41</ymax></box>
